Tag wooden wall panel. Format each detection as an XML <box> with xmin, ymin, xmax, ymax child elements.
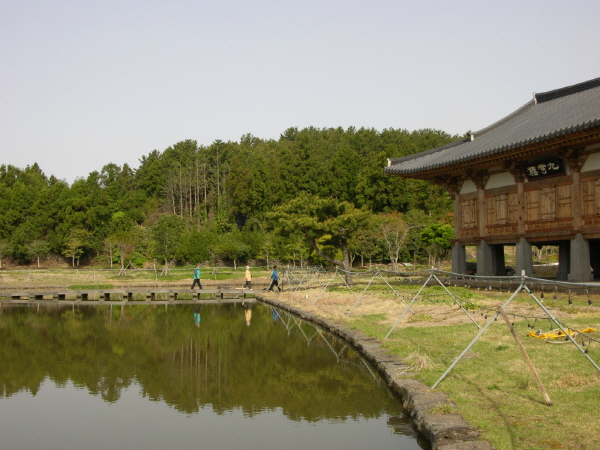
<box><xmin>540</xmin><ymin>186</ymin><xmax>556</xmax><ymax>221</ymax></box>
<box><xmin>556</xmin><ymin>184</ymin><xmax>572</xmax><ymax>219</ymax></box>
<box><xmin>526</xmin><ymin>190</ymin><xmax>540</xmax><ymax>222</ymax></box>
<box><xmin>582</xmin><ymin>179</ymin><xmax>596</xmax><ymax>215</ymax></box>
<box><xmin>509</xmin><ymin>193</ymin><xmax>519</xmax><ymax>224</ymax></box>
<box><xmin>496</xmin><ymin>194</ymin><xmax>508</xmax><ymax>225</ymax></box>
<box><xmin>461</xmin><ymin>198</ymin><xmax>477</xmax><ymax>230</ymax></box>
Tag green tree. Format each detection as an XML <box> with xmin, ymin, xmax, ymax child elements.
<box><xmin>420</xmin><ymin>222</ymin><xmax>454</xmax><ymax>269</ymax></box>
<box><xmin>378</xmin><ymin>212</ymin><xmax>414</xmax><ymax>271</ymax></box>
<box><xmin>152</xmin><ymin>214</ymin><xmax>185</xmax><ymax>273</ymax></box>
<box><xmin>284</xmin><ymin>234</ymin><xmax>311</xmax><ymax>268</ymax></box>
<box><xmin>178</xmin><ymin>229</ymin><xmax>216</xmax><ymax>265</ymax></box>
<box><xmin>62</xmin><ymin>229</ymin><xmax>93</xmax><ymax>267</ymax></box>
<box><xmin>348</xmin><ymin>212</ymin><xmax>383</xmax><ymax>269</ymax></box>
<box><xmin>103</xmin><ymin>235</ymin><xmax>119</xmax><ymax>268</ymax></box>
<box><xmin>0</xmin><ymin>240</ymin><xmax>10</xmax><ymax>268</ymax></box>
<box><xmin>107</xmin><ymin>212</ymin><xmax>138</xmax><ymax>272</ymax></box>
<box><xmin>216</xmin><ymin>231</ymin><xmax>250</xmax><ymax>270</ymax></box>
<box><xmin>27</xmin><ymin>239</ymin><xmax>51</xmax><ymax>267</ymax></box>
<box><xmin>260</xmin><ymin>234</ymin><xmax>276</xmax><ymax>268</ymax></box>
<box><xmin>269</xmin><ymin>193</ymin><xmax>370</xmax><ymax>283</ymax></box>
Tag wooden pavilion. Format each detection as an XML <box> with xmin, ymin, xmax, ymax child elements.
<box><xmin>385</xmin><ymin>77</ymin><xmax>600</xmax><ymax>281</ymax></box>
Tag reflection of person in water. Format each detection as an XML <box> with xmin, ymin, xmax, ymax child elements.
<box><xmin>194</xmin><ymin>305</ymin><xmax>202</xmax><ymax>328</ymax></box>
<box><xmin>244</xmin><ymin>303</ymin><xmax>252</xmax><ymax>327</ymax></box>
<box><xmin>271</xmin><ymin>307</ymin><xmax>279</xmax><ymax>323</ymax></box>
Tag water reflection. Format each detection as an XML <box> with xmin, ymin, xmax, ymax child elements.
<box><xmin>0</xmin><ymin>303</ymin><xmax>426</xmax><ymax>450</ymax></box>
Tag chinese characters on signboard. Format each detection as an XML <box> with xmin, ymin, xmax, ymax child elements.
<box><xmin>525</xmin><ymin>158</ymin><xmax>564</xmax><ymax>180</ymax></box>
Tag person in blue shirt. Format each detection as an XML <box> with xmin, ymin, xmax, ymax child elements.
<box><xmin>191</xmin><ymin>265</ymin><xmax>203</xmax><ymax>289</ymax></box>
<box><xmin>267</xmin><ymin>265</ymin><xmax>282</xmax><ymax>292</ymax></box>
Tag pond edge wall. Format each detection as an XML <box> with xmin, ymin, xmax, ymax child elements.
<box><xmin>258</xmin><ymin>295</ymin><xmax>494</xmax><ymax>450</ymax></box>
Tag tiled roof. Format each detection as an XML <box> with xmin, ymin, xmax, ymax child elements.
<box><xmin>385</xmin><ymin>77</ymin><xmax>600</xmax><ymax>175</ymax></box>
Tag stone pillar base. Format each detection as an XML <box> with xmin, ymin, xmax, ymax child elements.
<box><xmin>452</xmin><ymin>243</ymin><xmax>466</xmax><ymax>277</ymax></box>
<box><xmin>477</xmin><ymin>241</ymin><xmax>493</xmax><ymax>276</ymax></box>
<box><xmin>557</xmin><ymin>241</ymin><xmax>570</xmax><ymax>281</ymax></box>
<box><xmin>515</xmin><ymin>238</ymin><xmax>534</xmax><ymax>277</ymax></box>
<box><xmin>568</xmin><ymin>233</ymin><xmax>593</xmax><ymax>282</ymax></box>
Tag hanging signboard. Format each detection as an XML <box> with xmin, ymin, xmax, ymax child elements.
<box><xmin>525</xmin><ymin>157</ymin><xmax>565</xmax><ymax>180</ymax></box>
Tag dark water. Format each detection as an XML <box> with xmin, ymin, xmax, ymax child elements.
<box><xmin>0</xmin><ymin>303</ymin><xmax>426</xmax><ymax>450</ymax></box>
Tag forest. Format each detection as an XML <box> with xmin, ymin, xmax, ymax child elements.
<box><xmin>0</xmin><ymin>126</ymin><xmax>458</xmax><ymax>270</ymax></box>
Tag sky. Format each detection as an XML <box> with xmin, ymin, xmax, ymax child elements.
<box><xmin>2</xmin><ymin>0</ymin><xmax>599</xmax><ymax>185</ymax></box>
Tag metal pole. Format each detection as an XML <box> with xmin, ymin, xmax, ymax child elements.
<box><xmin>432</xmin><ymin>277</ymin><xmax>526</xmax><ymax>389</ymax></box>
<box><xmin>432</xmin><ymin>271</ymin><xmax>479</xmax><ymax>329</ymax></box>
<box><xmin>384</xmin><ymin>269</ymin><xmax>435</xmax><ymax>340</ymax></box>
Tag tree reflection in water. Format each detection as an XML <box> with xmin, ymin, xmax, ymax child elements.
<box><xmin>0</xmin><ymin>303</ymin><xmax>426</xmax><ymax>450</ymax></box>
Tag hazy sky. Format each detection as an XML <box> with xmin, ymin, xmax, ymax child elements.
<box><xmin>2</xmin><ymin>0</ymin><xmax>599</xmax><ymax>184</ymax></box>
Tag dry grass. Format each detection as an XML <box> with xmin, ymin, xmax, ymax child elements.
<box><xmin>266</xmin><ymin>283</ymin><xmax>600</xmax><ymax>450</ymax></box>
<box><xmin>403</xmin><ymin>352</ymin><xmax>437</xmax><ymax>373</ymax></box>
<box><xmin>552</xmin><ymin>372</ymin><xmax>600</xmax><ymax>390</ymax></box>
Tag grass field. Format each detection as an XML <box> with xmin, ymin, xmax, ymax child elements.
<box><xmin>270</xmin><ymin>277</ymin><xmax>600</xmax><ymax>450</ymax></box>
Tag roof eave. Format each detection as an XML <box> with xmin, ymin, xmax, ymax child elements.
<box><xmin>385</xmin><ymin>124</ymin><xmax>600</xmax><ymax>181</ymax></box>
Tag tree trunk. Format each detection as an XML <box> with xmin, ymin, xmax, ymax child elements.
<box><xmin>305</xmin><ymin>235</ymin><xmax>353</xmax><ymax>285</ymax></box>
<box><xmin>341</xmin><ymin>243</ymin><xmax>353</xmax><ymax>285</ymax></box>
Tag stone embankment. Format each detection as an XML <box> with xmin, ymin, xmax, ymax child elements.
<box><xmin>259</xmin><ymin>295</ymin><xmax>494</xmax><ymax>450</ymax></box>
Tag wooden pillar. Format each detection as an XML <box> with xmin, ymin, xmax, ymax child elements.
<box><xmin>472</xmin><ymin>172</ymin><xmax>489</xmax><ymax>238</ymax></box>
<box><xmin>441</xmin><ymin>177</ymin><xmax>465</xmax><ymax>277</ymax></box>
<box><xmin>559</xmin><ymin>148</ymin><xmax>587</xmax><ymax>232</ymax></box>
<box><xmin>571</xmin><ymin>168</ymin><xmax>582</xmax><ymax>231</ymax></box>
<box><xmin>558</xmin><ymin>150</ymin><xmax>591</xmax><ymax>281</ymax></box>
<box><xmin>440</xmin><ymin>176</ymin><xmax>463</xmax><ymax>240</ymax></box>
<box><xmin>454</xmin><ymin>191</ymin><xmax>461</xmax><ymax>239</ymax></box>
<box><xmin>516</xmin><ymin>175</ymin><xmax>526</xmax><ymax>236</ymax></box>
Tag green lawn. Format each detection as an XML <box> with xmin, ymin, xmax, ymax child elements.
<box><xmin>349</xmin><ymin>305</ymin><xmax>600</xmax><ymax>450</ymax></box>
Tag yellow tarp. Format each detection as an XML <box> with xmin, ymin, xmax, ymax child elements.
<box><xmin>528</xmin><ymin>327</ymin><xmax>596</xmax><ymax>340</ymax></box>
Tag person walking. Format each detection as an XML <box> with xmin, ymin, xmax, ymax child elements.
<box><xmin>243</xmin><ymin>265</ymin><xmax>252</xmax><ymax>289</ymax></box>
<box><xmin>267</xmin><ymin>265</ymin><xmax>282</xmax><ymax>292</ymax></box>
<box><xmin>191</xmin><ymin>264</ymin><xmax>203</xmax><ymax>289</ymax></box>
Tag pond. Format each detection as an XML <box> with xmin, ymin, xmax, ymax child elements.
<box><xmin>0</xmin><ymin>303</ymin><xmax>427</xmax><ymax>450</ymax></box>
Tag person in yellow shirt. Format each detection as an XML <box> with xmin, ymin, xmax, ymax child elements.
<box><xmin>243</xmin><ymin>265</ymin><xmax>252</xmax><ymax>289</ymax></box>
